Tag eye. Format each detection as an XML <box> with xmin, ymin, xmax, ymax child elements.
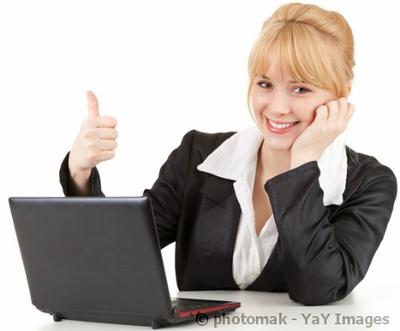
<box><xmin>256</xmin><ymin>81</ymin><xmax>272</xmax><ymax>89</ymax></box>
<box><xmin>257</xmin><ymin>81</ymin><xmax>311</xmax><ymax>94</ymax></box>
<box><xmin>293</xmin><ymin>86</ymin><xmax>310</xmax><ymax>94</ymax></box>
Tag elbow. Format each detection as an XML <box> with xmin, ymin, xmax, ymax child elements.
<box><xmin>286</xmin><ymin>269</ymin><xmax>348</xmax><ymax>306</ymax></box>
<box><xmin>288</xmin><ymin>287</ymin><xmax>344</xmax><ymax>306</ymax></box>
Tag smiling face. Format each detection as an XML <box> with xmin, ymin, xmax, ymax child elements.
<box><xmin>250</xmin><ymin>61</ymin><xmax>338</xmax><ymax>151</ymax></box>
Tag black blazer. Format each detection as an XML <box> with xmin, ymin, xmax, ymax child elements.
<box><xmin>59</xmin><ymin>129</ymin><xmax>397</xmax><ymax>305</ymax></box>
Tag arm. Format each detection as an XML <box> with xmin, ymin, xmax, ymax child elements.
<box><xmin>59</xmin><ymin>130</ymin><xmax>195</xmax><ymax>249</ymax></box>
<box><xmin>59</xmin><ymin>151</ymin><xmax>105</xmax><ymax>197</ymax></box>
<box><xmin>265</xmin><ymin>161</ymin><xmax>397</xmax><ymax>305</ymax></box>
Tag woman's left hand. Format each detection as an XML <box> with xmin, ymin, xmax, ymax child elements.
<box><xmin>290</xmin><ymin>97</ymin><xmax>355</xmax><ymax>169</ymax></box>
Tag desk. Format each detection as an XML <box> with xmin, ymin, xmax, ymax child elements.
<box><xmin>3</xmin><ymin>285</ymin><xmax>398</xmax><ymax>331</ymax></box>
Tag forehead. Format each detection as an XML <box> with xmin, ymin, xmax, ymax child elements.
<box><xmin>262</xmin><ymin>63</ymin><xmax>298</xmax><ymax>83</ymax></box>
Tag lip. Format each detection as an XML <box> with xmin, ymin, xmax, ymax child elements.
<box><xmin>264</xmin><ymin>117</ymin><xmax>300</xmax><ymax>134</ymax></box>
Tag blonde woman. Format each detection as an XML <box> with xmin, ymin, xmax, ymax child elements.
<box><xmin>60</xmin><ymin>2</ymin><xmax>397</xmax><ymax>305</ymax></box>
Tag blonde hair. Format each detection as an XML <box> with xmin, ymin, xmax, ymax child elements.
<box><xmin>247</xmin><ymin>2</ymin><xmax>355</xmax><ymax>118</ymax></box>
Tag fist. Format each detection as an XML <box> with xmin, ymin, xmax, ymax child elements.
<box><xmin>291</xmin><ymin>97</ymin><xmax>355</xmax><ymax>162</ymax></box>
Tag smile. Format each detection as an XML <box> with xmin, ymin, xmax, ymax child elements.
<box><xmin>269</xmin><ymin>119</ymin><xmax>298</xmax><ymax>128</ymax></box>
<box><xmin>265</xmin><ymin>117</ymin><xmax>300</xmax><ymax>134</ymax></box>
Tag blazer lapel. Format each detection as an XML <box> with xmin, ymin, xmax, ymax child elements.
<box><xmin>182</xmin><ymin>174</ymin><xmax>241</xmax><ymax>290</ymax></box>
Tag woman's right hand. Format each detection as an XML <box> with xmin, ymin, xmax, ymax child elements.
<box><xmin>68</xmin><ymin>91</ymin><xmax>119</xmax><ymax>178</ymax></box>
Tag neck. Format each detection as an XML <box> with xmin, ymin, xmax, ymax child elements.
<box><xmin>257</xmin><ymin>140</ymin><xmax>291</xmax><ymax>182</ymax></box>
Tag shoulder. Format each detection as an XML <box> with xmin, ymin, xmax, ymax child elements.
<box><xmin>345</xmin><ymin>145</ymin><xmax>397</xmax><ymax>197</ymax></box>
<box><xmin>179</xmin><ymin>129</ymin><xmax>237</xmax><ymax>156</ymax></box>
<box><xmin>346</xmin><ymin>145</ymin><xmax>396</xmax><ymax>182</ymax></box>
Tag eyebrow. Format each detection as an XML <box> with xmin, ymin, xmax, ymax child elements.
<box><xmin>261</xmin><ymin>75</ymin><xmax>305</xmax><ymax>84</ymax></box>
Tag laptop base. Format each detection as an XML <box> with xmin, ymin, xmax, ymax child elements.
<box><xmin>49</xmin><ymin>307</ymin><xmax>237</xmax><ymax>329</ymax></box>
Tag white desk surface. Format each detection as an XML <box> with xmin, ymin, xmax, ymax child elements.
<box><xmin>3</xmin><ymin>285</ymin><xmax>399</xmax><ymax>331</ymax></box>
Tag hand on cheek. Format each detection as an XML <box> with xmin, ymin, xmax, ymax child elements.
<box><xmin>290</xmin><ymin>97</ymin><xmax>355</xmax><ymax>169</ymax></box>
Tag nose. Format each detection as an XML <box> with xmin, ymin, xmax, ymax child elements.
<box><xmin>267</xmin><ymin>90</ymin><xmax>291</xmax><ymax>116</ymax></box>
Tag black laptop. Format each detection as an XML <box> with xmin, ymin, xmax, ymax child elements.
<box><xmin>8</xmin><ymin>196</ymin><xmax>240</xmax><ymax>329</ymax></box>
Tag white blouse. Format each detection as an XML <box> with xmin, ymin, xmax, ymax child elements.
<box><xmin>232</xmin><ymin>165</ymin><xmax>278</xmax><ymax>289</ymax></box>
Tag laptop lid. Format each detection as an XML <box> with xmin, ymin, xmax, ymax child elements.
<box><xmin>9</xmin><ymin>196</ymin><xmax>173</xmax><ymax>319</ymax></box>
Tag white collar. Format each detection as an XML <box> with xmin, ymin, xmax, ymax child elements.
<box><xmin>197</xmin><ymin>126</ymin><xmax>264</xmax><ymax>181</ymax></box>
<box><xmin>197</xmin><ymin>125</ymin><xmax>348</xmax><ymax>205</ymax></box>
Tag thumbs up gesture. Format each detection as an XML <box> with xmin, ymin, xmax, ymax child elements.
<box><xmin>68</xmin><ymin>91</ymin><xmax>119</xmax><ymax>177</ymax></box>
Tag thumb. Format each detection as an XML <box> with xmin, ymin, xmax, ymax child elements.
<box><xmin>86</xmin><ymin>90</ymin><xmax>100</xmax><ymax>118</ymax></box>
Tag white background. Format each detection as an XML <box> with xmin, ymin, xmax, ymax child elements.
<box><xmin>0</xmin><ymin>0</ymin><xmax>399</xmax><ymax>330</ymax></box>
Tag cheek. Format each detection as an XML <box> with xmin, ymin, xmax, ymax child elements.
<box><xmin>295</xmin><ymin>116</ymin><xmax>314</xmax><ymax>136</ymax></box>
<box><xmin>292</xmin><ymin>108</ymin><xmax>316</xmax><ymax>136</ymax></box>
<box><xmin>250</xmin><ymin>90</ymin><xmax>264</xmax><ymax>108</ymax></box>
<box><xmin>295</xmin><ymin>107</ymin><xmax>316</xmax><ymax>124</ymax></box>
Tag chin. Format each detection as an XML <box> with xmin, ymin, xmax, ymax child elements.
<box><xmin>263</xmin><ymin>129</ymin><xmax>298</xmax><ymax>151</ymax></box>
<box><xmin>264</xmin><ymin>139</ymin><xmax>294</xmax><ymax>151</ymax></box>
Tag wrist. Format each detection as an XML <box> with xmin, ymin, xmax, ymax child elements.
<box><xmin>68</xmin><ymin>164</ymin><xmax>92</xmax><ymax>196</ymax></box>
<box><xmin>68</xmin><ymin>158</ymin><xmax>91</xmax><ymax>181</ymax></box>
<box><xmin>70</xmin><ymin>168</ymin><xmax>91</xmax><ymax>181</ymax></box>
<box><xmin>290</xmin><ymin>152</ymin><xmax>320</xmax><ymax>170</ymax></box>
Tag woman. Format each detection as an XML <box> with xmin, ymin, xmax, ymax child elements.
<box><xmin>59</xmin><ymin>3</ymin><xmax>397</xmax><ymax>305</ymax></box>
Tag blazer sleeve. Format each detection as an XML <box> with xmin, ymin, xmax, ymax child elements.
<box><xmin>59</xmin><ymin>130</ymin><xmax>195</xmax><ymax>249</ymax></box>
<box><xmin>265</xmin><ymin>161</ymin><xmax>397</xmax><ymax>306</ymax></box>
<box><xmin>59</xmin><ymin>151</ymin><xmax>105</xmax><ymax>197</ymax></box>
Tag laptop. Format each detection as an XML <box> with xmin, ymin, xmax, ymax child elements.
<box><xmin>8</xmin><ymin>196</ymin><xmax>241</xmax><ymax>329</ymax></box>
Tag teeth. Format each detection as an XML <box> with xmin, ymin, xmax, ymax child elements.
<box><xmin>268</xmin><ymin>119</ymin><xmax>297</xmax><ymax>129</ymax></box>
